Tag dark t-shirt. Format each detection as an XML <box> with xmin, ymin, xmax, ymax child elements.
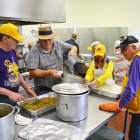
<box><xmin>0</xmin><ymin>48</ymin><xmax>20</xmax><ymax>93</ymax></box>
<box><xmin>63</xmin><ymin>39</ymin><xmax>79</xmax><ymax>60</ymax></box>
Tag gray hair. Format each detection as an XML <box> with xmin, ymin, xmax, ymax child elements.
<box><xmin>132</xmin><ymin>43</ymin><xmax>140</xmax><ymax>50</ymax></box>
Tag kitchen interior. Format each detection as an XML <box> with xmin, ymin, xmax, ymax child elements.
<box><xmin>0</xmin><ymin>0</ymin><xmax>140</xmax><ymax>140</ymax></box>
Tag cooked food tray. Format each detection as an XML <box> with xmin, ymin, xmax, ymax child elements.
<box><xmin>90</xmin><ymin>84</ymin><xmax>121</xmax><ymax>98</ymax></box>
<box><xmin>20</xmin><ymin>92</ymin><xmax>56</xmax><ymax>116</ymax></box>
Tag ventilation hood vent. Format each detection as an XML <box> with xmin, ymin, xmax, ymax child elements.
<box><xmin>0</xmin><ymin>0</ymin><xmax>66</xmax><ymax>25</ymax></box>
<box><xmin>0</xmin><ymin>17</ymin><xmax>48</xmax><ymax>25</ymax></box>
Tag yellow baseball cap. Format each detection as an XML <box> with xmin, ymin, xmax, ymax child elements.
<box><xmin>0</xmin><ymin>23</ymin><xmax>24</xmax><ymax>42</ymax></box>
<box><xmin>94</xmin><ymin>44</ymin><xmax>106</xmax><ymax>56</ymax></box>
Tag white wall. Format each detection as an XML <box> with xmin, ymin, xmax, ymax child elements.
<box><xmin>22</xmin><ymin>0</ymin><xmax>140</xmax><ymax>46</ymax></box>
<box><xmin>53</xmin><ymin>0</ymin><xmax>140</xmax><ymax>28</ymax></box>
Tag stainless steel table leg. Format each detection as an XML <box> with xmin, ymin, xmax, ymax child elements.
<box><xmin>123</xmin><ymin>110</ymin><xmax>129</xmax><ymax>140</ymax></box>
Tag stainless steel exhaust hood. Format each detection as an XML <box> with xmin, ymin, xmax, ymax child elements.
<box><xmin>0</xmin><ymin>0</ymin><xmax>66</xmax><ymax>25</ymax></box>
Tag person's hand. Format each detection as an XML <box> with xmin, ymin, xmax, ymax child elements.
<box><xmin>99</xmin><ymin>100</ymin><xmax>121</xmax><ymax>112</ymax></box>
<box><xmin>16</xmin><ymin>52</ymin><xmax>23</xmax><ymax>60</ymax></box>
<box><xmin>56</xmin><ymin>71</ymin><xmax>63</xmax><ymax>77</ymax></box>
<box><xmin>87</xmin><ymin>80</ymin><xmax>98</xmax><ymax>88</ymax></box>
<box><xmin>26</xmin><ymin>88</ymin><xmax>37</xmax><ymax>98</ymax></box>
<box><xmin>50</xmin><ymin>70</ymin><xmax>61</xmax><ymax>78</ymax></box>
<box><xmin>68</xmin><ymin>50</ymin><xmax>76</xmax><ymax>57</ymax></box>
<box><xmin>8</xmin><ymin>92</ymin><xmax>25</xmax><ymax>102</ymax></box>
<box><xmin>85</xmin><ymin>63</ymin><xmax>90</xmax><ymax>70</ymax></box>
<box><xmin>48</xmin><ymin>69</ymin><xmax>63</xmax><ymax>78</ymax></box>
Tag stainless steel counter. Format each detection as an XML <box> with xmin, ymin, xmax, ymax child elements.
<box><xmin>15</xmin><ymin>93</ymin><xmax>118</xmax><ymax>140</ymax></box>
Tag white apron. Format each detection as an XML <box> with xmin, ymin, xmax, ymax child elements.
<box><xmin>94</xmin><ymin>64</ymin><xmax>114</xmax><ymax>85</ymax></box>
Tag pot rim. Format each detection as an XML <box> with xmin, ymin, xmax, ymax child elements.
<box><xmin>52</xmin><ymin>83</ymin><xmax>89</xmax><ymax>95</ymax></box>
<box><xmin>55</xmin><ymin>90</ymin><xmax>90</xmax><ymax>96</ymax></box>
<box><xmin>0</xmin><ymin>103</ymin><xmax>14</xmax><ymax>119</ymax></box>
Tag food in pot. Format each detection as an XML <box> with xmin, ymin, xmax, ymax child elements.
<box><xmin>0</xmin><ymin>105</ymin><xmax>13</xmax><ymax>118</ymax></box>
<box><xmin>0</xmin><ymin>111</ymin><xmax>10</xmax><ymax>118</ymax></box>
<box><xmin>22</xmin><ymin>97</ymin><xmax>56</xmax><ymax>111</ymax></box>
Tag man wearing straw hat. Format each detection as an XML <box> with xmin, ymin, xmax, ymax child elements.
<box><xmin>0</xmin><ymin>23</ymin><xmax>36</xmax><ymax>106</ymax></box>
<box><xmin>26</xmin><ymin>25</ymin><xmax>77</xmax><ymax>95</ymax></box>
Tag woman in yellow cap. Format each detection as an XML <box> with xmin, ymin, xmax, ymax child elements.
<box><xmin>85</xmin><ymin>44</ymin><xmax>114</xmax><ymax>88</ymax></box>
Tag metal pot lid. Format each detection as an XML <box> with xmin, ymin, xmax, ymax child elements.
<box><xmin>52</xmin><ymin>83</ymin><xmax>89</xmax><ymax>95</ymax></box>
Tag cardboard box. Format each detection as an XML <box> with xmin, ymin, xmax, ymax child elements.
<box><xmin>114</xmin><ymin>66</ymin><xmax>128</xmax><ymax>77</ymax></box>
<box><xmin>114</xmin><ymin>76</ymin><xmax>124</xmax><ymax>86</ymax></box>
<box><xmin>114</xmin><ymin>54</ymin><xmax>129</xmax><ymax>67</ymax></box>
<box><xmin>113</xmin><ymin>48</ymin><xmax>121</xmax><ymax>55</ymax></box>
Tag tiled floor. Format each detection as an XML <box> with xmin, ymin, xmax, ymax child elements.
<box><xmin>107</xmin><ymin>111</ymin><xmax>131</xmax><ymax>140</ymax></box>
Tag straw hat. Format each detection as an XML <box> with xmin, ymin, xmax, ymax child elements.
<box><xmin>0</xmin><ymin>23</ymin><xmax>24</xmax><ymax>41</ymax></box>
<box><xmin>35</xmin><ymin>25</ymin><xmax>56</xmax><ymax>40</ymax></box>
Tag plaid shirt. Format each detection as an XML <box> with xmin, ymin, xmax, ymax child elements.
<box><xmin>26</xmin><ymin>40</ymin><xmax>71</xmax><ymax>88</ymax></box>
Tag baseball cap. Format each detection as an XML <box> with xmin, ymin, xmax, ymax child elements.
<box><xmin>114</xmin><ymin>40</ymin><xmax>121</xmax><ymax>48</ymax></box>
<box><xmin>94</xmin><ymin>44</ymin><xmax>106</xmax><ymax>56</ymax></box>
<box><xmin>0</xmin><ymin>23</ymin><xmax>24</xmax><ymax>42</ymax></box>
<box><xmin>116</xmin><ymin>36</ymin><xmax>138</xmax><ymax>49</ymax></box>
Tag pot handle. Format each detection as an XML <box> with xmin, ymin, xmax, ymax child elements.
<box><xmin>14</xmin><ymin>106</ymin><xmax>20</xmax><ymax>115</ymax></box>
<box><xmin>57</xmin><ymin>102</ymin><xmax>68</xmax><ymax>110</ymax></box>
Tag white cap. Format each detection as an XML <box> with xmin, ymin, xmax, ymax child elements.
<box><xmin>87</xmin><ymin>41</ymin><xmax>101</xmax><ymax>51</ymax></box>
<box><xmin>90</xmin><ymin>41</ymin><xmax>100</xmax><ymax>48</ymax></box>
<box><xmin>114</xmin><ymin>40</ymin><xmax>121</xmax><ymax>48</ymax></box>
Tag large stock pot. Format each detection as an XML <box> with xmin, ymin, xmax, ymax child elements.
<box><xmin>0</xmin><ymin>103</ymin><xmax>19</xmax><ymax>140</ymax></box>
<box><xmin>52</xmin><ymin>83</ymin><xmax>89</xmax><ymax>122</ymax></box>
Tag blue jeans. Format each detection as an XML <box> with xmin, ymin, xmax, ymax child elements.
<box><xmin>129</xmin><ymin>113</ymin><xmax>140</xmax><ymax>140</ymax></box>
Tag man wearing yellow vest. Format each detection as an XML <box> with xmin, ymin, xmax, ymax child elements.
<box><xmin>99</xmin><ymin>36</ymin><xmax>140</xmax><ymax>140</ymax></box>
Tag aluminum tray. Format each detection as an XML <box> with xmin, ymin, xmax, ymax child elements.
<box><xmin>90</xmin><ymin>84</ymin><xmax>121</xmax><ymax>98</ymax></box>
<box><xmin>20</xmin><ymin>92</ymin><xmax>56</xmax><ymax>116</ymax></box>
<box><xmin>18</xmin><ymin>118</ymin><xmax>89</xmax><ymax>140</ymax></box>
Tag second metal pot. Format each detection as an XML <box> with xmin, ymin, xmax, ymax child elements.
<box><xmin>52</xmin><ymin>83</ymin><xmax>89</xmax><ymax>122</ymax></box>
<box><xmin>56</xmin><ymin>91</ymin><xmax>89</xmax><ymax>122</ymax></box>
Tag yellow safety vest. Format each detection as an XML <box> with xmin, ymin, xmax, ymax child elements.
<box><xmin>121</xmin><ymin>51</ymin><xmax>140</xmax><ymax>114</ymax></box>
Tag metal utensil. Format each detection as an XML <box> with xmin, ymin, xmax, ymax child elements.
<box><xmin>57</xmin><ymin>71</ymin><xmax>64</xmax><ymax>80</ymax></box>
<box><xmin>17</xmin><ymin>96</ymin><xmax>37</xmax><ymax>105</ymax></box>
